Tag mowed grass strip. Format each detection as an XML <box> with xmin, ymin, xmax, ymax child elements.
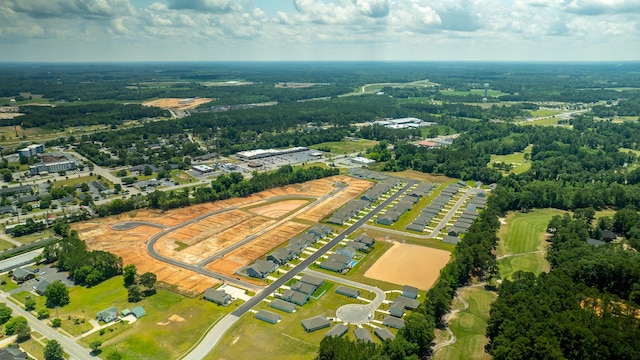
<box><xmin>433</xmin><ymin>287</ymin><xmax>497</xmax><ymax>360</ymax></box>
<box><xmin>487</xmin><ymin>145</ymin><xmax>532</xmax><ymax>176</ymax></box>
<box><xmin>499</xmin><ymin>252</ymin><xmax>550</xmax><ymax>279</ymax></box>
<box><xmin>496</xmin><ymin>208</ymin><xmax>563</xmax><ymax>257</ymax></box>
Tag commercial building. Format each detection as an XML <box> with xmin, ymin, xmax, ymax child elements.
<box><xmin>236</xmin><ymin>147</ymin><xmax>309</xmax><ymax>160</ymax></box>
<box><xmin>29</xmin><ymin>160</ymin><xmax>77</xmax><ymax>175</ymax></box>
<box><xmin>17</xmin><ymin>144</ymin><xmax>44</xmax><ymax>158</ymax></box>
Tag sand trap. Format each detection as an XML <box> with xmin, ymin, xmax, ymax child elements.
<box><xmin>364</xmin><ymin>242</ymin><xmax>451</xmax><ymax>290</ymax></box>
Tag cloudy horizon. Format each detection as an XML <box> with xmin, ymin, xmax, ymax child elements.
<box><xmin>1</xmin><ymin>0</ymin><xmax>638</xmax><ymax>62</ymax></box>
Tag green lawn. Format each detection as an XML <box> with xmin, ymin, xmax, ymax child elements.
<box><xmin>529</xmin><ymin>109</ymin><xmax>563</xmax><ymax>117</ymax></box>
<box><xmin>0</xmin><ymin>239</ymin><xmax>14</xmax><ymax>251</ymax></box>
<box><xmin>488</xmin><ymin>145</ymin><xmax>532</xmax><ymax>176</ymax></box>
<box><xmin>433</xmin><ymin>286</ymin><xmax>497</xmax><ymax>360</ymax></box>
<box><xmin>309</xmin><ymin>140</ymin><xmax>378</xmax><ymax>155</ymax></box>
<box><xmin>170</xmin><ymin>170</ymin><xmax>197</xmax><ymax>185</ymax></box>
<box><xmin>519</xmin><ymin>117</ymin><xmax>564</xmax><ymax>126</ymax></box>
<box><xmin>210</xmin><ymin>283</ymin><xmax>374</xmax><ymax>360</ymax></box>
<box><xmin>496</xmin><ymin>209</ymin><xmax>564</xmax><ymax>278</ymax></box>
<box><xmin>12</xmin><ymin>230</ymin><xmax>57</xmax><ymax>245</ymax></box>
<box><xmin>52</xmin><ymin>176</ymin><xmax>99</xmax><ymax>188</ymax></box>
<box><xmin>499</xmin><ymin>253</ymin><xmax>549</xmax><ymax>280</ymax></box>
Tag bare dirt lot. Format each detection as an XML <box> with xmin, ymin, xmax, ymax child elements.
<box><xmin>364</xmin><ymin>242</ymin><xmax>451</xmax><ymax>290</ymax></box>
<box><xmin>74</xmin><ymin>175</ymin><xmax>371</xmax><ymax>293</ymax></box>
<box><xmin>142</xmin><ymin>98</ymin><xmax>213</xmax><ymax>110</ymax></box>
<box><xmin>249</xmin><ymin>199</ymin><xmax>310</xmax><ymax>218</ymax></box>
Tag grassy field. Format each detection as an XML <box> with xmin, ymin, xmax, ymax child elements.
<box><xmin>496</xmin><ymin>209</ymin><xmax>564</xmax><ymax>278</ymax></box>
<box><xmin>52</xmin><ymin>175</ymin><xmax>99</xmax><ymax>188</ymax></box>
<box><xmin>12</xmin><ymin>230</ymin><xmax>57</xmax><ymax>245</ymax></box>
<box><xmin>529</xmin><ymin>109</ymin><xmax>563</xmax><ymax>117</ymax></box>
<box><xmin>433</xmin><ymin>286</ymin><xmax>497</xmax><ymax>360</ymax></box>
<box><xmin>309</xmin><ymin>140</ymin><xmax>378</xmax><ymax>154</ymax></box>
<box><xmin>488</xmin><ymin>152</ymin><xmax>531</xmax><ymax>176</ymax></box>
<box><xmin>519</xmin><ymin>117</ymin><xmax>565</xmax><ymax>126</ymax></box>
<box><xmin>170</xmin><ymin>170</ymin><xmax>197</xmax><ymax>185</ymax></box>
<box><xmin>41</xmin><ymin>275</ymin><xmax>234</xmax><ymax>360</ymax></box>
<box><xmin>0</xmin><ymin>238</ymin><xmax>14</xmax><ymax>251</ymax></box>
<box><xmin>210</xmin><ymin>282</ymin><xmax>377</xmax><ymax>360</ymax></box>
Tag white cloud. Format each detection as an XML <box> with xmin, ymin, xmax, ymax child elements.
<box><xmin>6</xmin><ymin>0</ymin><xmax>134</xmax><ymax>19</ymax></box>
<box><xmin>564</xmin><ymin>0</ymin><xmax>640</xmax><ymax>15</ymax></box>
<box><xmin>167</xmin><ymin>0</ymin><xmax>244</xmax><ymax>13</ymax></box>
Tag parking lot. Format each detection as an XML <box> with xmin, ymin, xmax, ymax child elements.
<box><xmin>11</xmin><ymin>264</ymin><xmax>74</xmax><ymax>295</ymax></box>
<box><xmin>232</xmin><ymin>150</ymin><xmax>325</xmax><ymax>172</ymax></box>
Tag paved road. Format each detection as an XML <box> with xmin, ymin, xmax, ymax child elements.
<box><xmin>427</xmin><ymin>188</ymin><xmax>481</xmax><ymax>237</ymax></box>
<box><xmin>180</xmin><ymin>180</ymin><xmax>416</xmax><ymax>359</ymax></box>
<box><xmin>0</xmin><ymin>293</ymin><xmax>94</xmax><ymax>360</ymax></box>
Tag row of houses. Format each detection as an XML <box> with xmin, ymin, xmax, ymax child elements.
<box><xmin>348</xmin><ymin>168</ymin><xmax>388</xmax><ymax>181</ymax></box>
<box><xmin>279</xmin><ymin>275</ymin><xmax>325</xmax><ymax>306</ymax></box>
<box><xmin>376</xmin><ymin>195</ymin><xmax>417</xmax><ymax>225</ymax></box>
<box><xmin>319</xmin><ymin>247</ymin><xmax>354</xmax><ymax>273</ymax></box>
<box><xmin>326</xmin><ymin>199</ymin><xmax>370</xmax><ymax>225</ymax></box>
<box><xmin>406</xmin><ymin>189</ymin><xmax>456</xmax><ymax>232</ymax></box>
<box><xmin>324</xmin><ymin>323</ymin><xmax>396</xmax><ymax>342</ymax></box>
<box><xmin>246</xmin><ymin>225</ymin><xmax>333</xmax><ymax>279</ymax></box>
<box><xmin>344</xmin><ymin>233</ymin><xmax>375</xmax><ymax>253</ymax></box>
<box><xmin>267</xmin><ymin>225</ymin><xmax>333</xmax><ymax>266</ymax></box>
<box><xmin>388</xmin><ymin>295</ymin><xmax>421</xmax><ymax>318</ymax></box>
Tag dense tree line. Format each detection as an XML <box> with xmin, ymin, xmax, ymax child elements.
<box><xmin>486</xmin><ymin>214</ymin><xmax>640</xmax><ymax>359</ymax></box>
<box><xmin>96</xmin><ymin>165</ymin><xmax>338</xmax><ymax>215</ymax></box>
<box><xmin>42</xmin><ymin>231</ymin><xmax>123</xmax><ymax>287</ymax></box>
<box><xmin>12</xmin><ymin>103</ymin><xmax>169</xmax><ymax>129</ymax></box>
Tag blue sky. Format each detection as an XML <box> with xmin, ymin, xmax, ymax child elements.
<box><xmin>0</xmin><ymin>0</ymin><xmax>638</xmax><ymax>62</ymax></box>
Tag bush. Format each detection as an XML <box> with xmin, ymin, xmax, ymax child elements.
<box><xmin>37</xmin><ymin>308</ymin><xmax>50</xmax><ymax>319</ymax></box>
<box><xmin>51</xmin><ymin>318</ymin><xmax>62</xmax><ymax>327</ymax></box>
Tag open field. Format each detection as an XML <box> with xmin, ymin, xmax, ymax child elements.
<box><xmin>142</xmin><ymin>98</ymin><xmax>214</xmax><ymax>110</ymax></box>
<box><xmin>210</xmin><ymin>283</ymin><xmax>371</xmax><ymax>360</ymax></box>
<box><xmin>529</xmin><ymin>109</ymin><xmax>563</xmax><ymax>117</ymax></box>
<box><xmin>488</xmin><ymin>145</ymin><xmax>533</xmax><ymax>175</ymax></box>
<box><xmin>63</xmin><ymin>276</ymin><xmax>234</xmax><ymax>360</ymax></box>
<box><xmin>433</xmin><ymin>286</ymin><xmax>497</xmax><ymax>360</ymax></box>
<box><xmin>386</xmin><ymin>170</ymin><xmax>457</xmax><ymax>184</ymax></box>
<box><xmin>74</xmin><ymin>176</ymin><xmax>371</xmax><ymax>293</ymax></box>
<box><xmin>309</xmin><ymin>140</ymin><xmax>378</xmax><ymax>154</ymax></box>
<box><xmin>441</xmin><ymin>89</ymin><xmax>508</xmax><ymax>97</ymax></box>
<box><xmin>497</xmin><ymin>208</ymin><xmax>563</xmax><ymax>278</ymax></box>
<box><xmin>364</xmin><ymin>242</ymin><xmax>451</xmax><ymax>290</ymax></box>
<box><xmin>52</xmin><ymin>175</ymin><xmax>99</xmax><ymax>188</ymax></box>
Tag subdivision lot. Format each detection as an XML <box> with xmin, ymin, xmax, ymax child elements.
<box><xmin>433</xmin><ymin>287</ymin><xmax>497</xmax><ymax>360</ymax></box>
<box><xmin>249</xmin><ymin>199</ymin><xmax>310</xmax><ymax>218</ymax></box>
<box><xmin>74</xmin><ymin>176</ymin><xmax>371</xmax><ymax>293</ymax></box>
<box><xmin>364</xmin><ymin>242</ymin><xmax>451</xmax><ymax>290</ymax></box>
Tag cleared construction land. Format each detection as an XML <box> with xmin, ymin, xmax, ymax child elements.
<box><xmin>73</xmin><ymin>176</ymin><xmax>371</xmax><ymax>294</ymax></box>
<box><xmin>142</xmin><ymin>98</ymin><xmax>213</xmax><ymax>110</ymax></box>
<box><xmin>364</xmin><ymin>242</ymin><xmax>451</xmax><ymax>290</ymax></box>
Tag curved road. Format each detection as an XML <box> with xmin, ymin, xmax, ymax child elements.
<box><xmin>180</xmin><ymin>180</ymin><xmax>416</xmax><ymax>360</ymax></box>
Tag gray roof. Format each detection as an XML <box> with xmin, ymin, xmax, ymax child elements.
<box><xmin>291</xmin><ymin>281</ymin><xmax>316</xmax><ymax>295</ymax></box>
<box><xmin>320</xmin><ymin>260</ymin><xmax>348</xmax><ymax>272</ymax></box>
<box><xmin>403</xmin><ymin>285</ymin><xmax>419</xmax><ymax>298</ymax></box>
<box><xmin>256</xmin><ymin>310</ymin><xmax>280</xmax><ymax>324</ymax></box>
<box><xmin>395</xmin><ymin>296</ymin><xmax>420</xmax><ymax>310</ymax></box>
<box><xmin>325</xmin><ymin>324</ymin><xmax>348</xmax><ymax>338</ymax></box>
<box><xmin>326</xmin><ymin>253</ymin><xmax>350</xmax><ymax>264</ymax></box>
<box><xmin>35</xmin><ymin>279</ymin><xmax>50</xmax><ymax>294</ymax></box>
<box><xmin>301</xmin><ymin>316</ymin><xmax>331</xmax><ymax>332</ymax></box>
<box><xmin>345</xmin><ymin>241</ymin><xmax>370</xmax><ymax>251</ymax></box>
<box><xmin>97</xmin><ymin>306</ymin><xmax>118</xmax><ymax>320</ymax></box>
<box><xmin>354</xmin><ymin>234</ymin><xmax>375</xmax><ymax>245</ymax></box>
<box><xmin>0</xmin><ymin>345</ymin><xmax>28</xmax><ymax>360</ymax></box>
<box><xmin>0</xmin><ymin>185</ymin><xmax>32</xmax><ymax>196</ymax></box>
<box><xmin>335</xmin><ymin>286</ymin><xmax>360</xmax><ymax>298</ymax></box>
<box><xmin>354</xmin><ymin>328</ymin><xmax>374</xmax><ymax>343</ymax></box>
<box><xmin>270</xmin><ymin>299</ymin><xmax>296</xmax><ymax>313</ymax></box>
<box><xmin>203</xmin><ymin>288</ymin><xmax>231</xmax><ymax>304</ymax></box>
<box><xmin>587</xmin><ymin>238</ymin><xmax>606</xmax><ymax>247</ymax></box>
<box><xmin>406</xmin><ymin>223</ymin><xmax>424</xmax><ymax>232</ymax></box>
<box><xmin>383</xmin><ymin>316</ymin><xmax>405</xmax><ymax>329</ymax></box>
<box><xmin>283</xmin><ymin>290</ymin><xmax>309</xmax><ymax>305</ymax></box>
<box><xmin>374</xmin><ymin>327</ymin><xmax>396</xmax><ymax>342</ymax></box>
<box><xmin>12</xmin><ymin>268</ymin><xmax>33</xmax><ymax>280</ymax></box>
<box><xmin>131</xmin><ymin>306</ymin><xmax>146</xmax><ymax>318</ymax></box>
<box><xmin>299</xmin><ymin>275</ymin><xmax>324</xmax><ymax>287</ymax></box>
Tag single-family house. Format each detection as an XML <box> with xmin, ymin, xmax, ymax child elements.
<box><xmin>402</xmin><ymin>285</ymin><xmax>419</xmax><ymax>299</ymax></box>
<box><xmin>308</xmin><ymin>225</ymin><xmax>333</xmax><ymax>238</ymax></box>
<box><xmin>395</xmin><ymin>296</ymin><xmax>420</xmax><ymax>310</ymax></box>
<box><xmin>599</xmin><ymin>229</ymin><xmax>616</xmax><ymax>242</ymax></box>
<box><xmin>335</xmin><ymin>286</ymin><xmax>360</xmax><ymax>298</ymax></box>
<box><xmin>389</xmin><ymin>302</ymin><xmax>405</xmax><ymax>318</ymax></box>
<box><xmin>443</xmin><ymin>235</ymin><xmax>461</xmax><ymax>245</ymax></box>
<box><xmin>246</xmin><ymin>259</ymin><xmax>277</xmax><ymax>279</ymax></box>
<box><xmin>283</xmin><ymin>290</ymin><xmax>309</xmax><ymax>306</ymax></box>
<box><xmin>256</xmin><ymin>310</ymin><xmax>280</xmax><ymax>324</ymax></box>
<box><xmin>267</xmin><ymin>248</ymin><xmax>291</xmax><ymax>265</ymax></box>
<box><xmin>291</xmin><ymin>281</ymin><xmax>315</xmax><ymax>295</ymax></box>
<box><xmin>345</xmin><ymin>240</ymin><xmax>370</xmax><ymax>252</ymax></box>
<box><xmin>383</xmin><ymin>316</ymin><xmax>405</xmax><ymax>329</ymax></box>
<box><xmin>374</xmin><ymin>327</ymin><xmax>396</xmax><ymax>342</ymax></box>
<box><xmin>336</xmin><ymin>246</ymin><xmax>356</xmax><ymax>259</ymax></box>
<box><xmin>203</xmin><ymin>288</ymin><xmax>232</xmax><ymax>306</ymax></box>
<box><xmin>325</xmin><ymin>324</ymin><xmax>348</xmax><ymax>338</ymax></box>
<box><xmin>406</xmin><ymin>223</ymin><xmax>424</xmax><ymax>232</ymax></box>
<box><xmin>299</xmin><ymin>275</ymin><xmax>324</xmax><ymax>288</ymax></box>
<box><xmin>301</xmin><ymin>316</ymin><xmax>331</xmax><ymax>332</ymax></box>
<box><xmin>270</xmin><ymin>299</ymin><xmax>296</xmax><ymax>313</ymax></box>
<box><xmin>0</xmin><ymin>345</ymin><xmax>28</xmax><ymax>360</ymax></box>
<box><xmin>97</xmin><ymin>306</ymin><xmax>119</xmax><ymax>323</ymax></box>
<box><xmin>354</xmin><ymin>234</ymin><xmax>375</xmax><ymax>246</ymax></box>
<box><xmin>587</xmin><ymin>238</ymin><xmax>606</xmax><ymax>247</ymax></box>
<box><xmin>354</xmin><ymin>328</ymin><xmax>374</xmax><ymax>343</ymax></box>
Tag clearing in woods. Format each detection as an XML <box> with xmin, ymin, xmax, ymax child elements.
<box><xmin>73</xmin><ymin>176</ymin><xmax>371</xmax><ymax>294</ymax></box>
<box><xmin>142</xmin><ymin>98</ymin><xmax>214</xmax><ymax>110</ymax></box>
<box><xmin>496</xmin><ymin>208</ymin><xmax>564</xmax><ymax>279</ymax></box>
